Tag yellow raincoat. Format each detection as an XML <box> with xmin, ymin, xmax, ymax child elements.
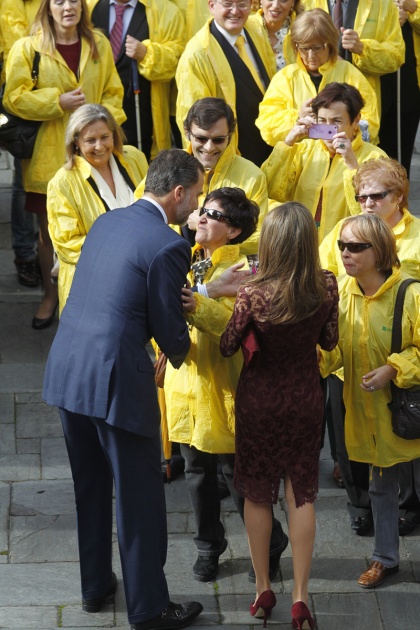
<box><xmin>175</xmin><ymin>17</ymin><xmax>276</xmax><ymax>149</ymax></box>
<box><xmin>0</xmin><ymin>0</ymin><xmax>42</xmax><ymax>84</ymax></box>
<box><xmin>319</xmin><ymin>208</ymin><xmax>420</xmax><ymax>280</ymax></box>
<box><xmin>303</xmin><ymin>0</ymin><xmax>405</xmax><ymax>113</ymax></box>
<box><xmin>408</xmin><ymin>2</ymin><xmax>420</xmax><ymax>88</ymax></box>
<box><xmin>47</xmin><ymin>147</ymin><xmax>148</xmax><ymax>312</ymax></box>
<box><xmin>247</xmin><ymin>8</ymin><xmax>297</xmax><ymax>69</ymax></box>
<box><xmin>170</xmin><ymin>0</ymin><xmax>210</xmax><ymax>41</ymax></box>
<box><xmin>165</xmin><ymin>244</ymin><xmax>247</xmax><ymax>454</ymax></box>
<box><xmin>319</xmin><ymin>269</ymin><xmax>420</xmax><ymax>468</ymax></box>
<box><xmin>261</xmin><ymin>131</ymin><xmax>386</xmax><ymax>242</ymax></box>
<box><xmin>3</xmin><ymin>31</ymin><xmax>125</xmax><ymax>194</ymax></box>
<box><xmin>87</xmin><ymin>0</ymin><xmax>186</xmax><ymax>159</ymax></box>
<box><xmin>256</xmin><ymin>56</ymin><xmax>380</xmax><ymax>146</ymax></box>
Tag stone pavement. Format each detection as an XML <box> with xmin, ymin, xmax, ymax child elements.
<box><xmin>0</xmin><ymin>145</ymin><xmax>420</xmax><ymax>630</ymax></box>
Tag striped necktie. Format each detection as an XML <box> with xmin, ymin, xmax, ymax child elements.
<box><xmin>235</xmin><ymin>35</ymin><xmax>265</xmax><ymax>94</ymax></box>
<box><xmin>110</xmin><ymin>4</ymin><xmax>127</xmax><ymax>61</ymax></box>
<box><xmin>333</xmin><ymin>0</ymin><xmax>343</xmax><ymax>30</ymax></box>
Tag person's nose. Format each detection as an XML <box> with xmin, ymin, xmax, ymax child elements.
<box><xmin>365</xmin><ymin>195</ymin><xmax>375</xmax><ymax>208</ymax></box>
<box><xmin>229</xmin><ymin>3</ymin><xmax>241</xmax><ymax>15</ymax></box>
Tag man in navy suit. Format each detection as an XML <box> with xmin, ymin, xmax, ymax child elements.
<box><xmin>43</xmin><ymin>150</ymin><xmax>204</xmax><ymax>630</ymax></box>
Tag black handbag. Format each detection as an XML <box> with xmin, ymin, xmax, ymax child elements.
<box><xmin>387</xmin><ymin>278</ymin><xmax>420</xmax><ymax>440</ymax></box>
<box><xmin>0</xmin><ymin>51</ymin><xmax>41</xmax><ymax>159</ymax></box>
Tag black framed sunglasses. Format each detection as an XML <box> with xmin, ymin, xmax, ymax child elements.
<box><xmin>199</xmin><ymin>207</ymin><xmax>231</xmax><ymax>223</ymax></box>
<box><xmin>354</xmin><ymin>190</ymin><xmax>391</xmax><ymax>203</ymax></box>
<box><xmin>337</xmin><ymin>240</ymin><xmax>373</xmax><ymax>253</ymax></box>
<box><xmin>189</xmin><ymin>131</ymin><xmax>230</xmax><ymax>145</ymax></box>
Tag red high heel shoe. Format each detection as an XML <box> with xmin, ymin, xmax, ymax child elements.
<box><xmin>291</xmin><ymin>601</ymin><xmax>315</xmax><ymax>630</ymax></box>
<box><xmin>250</xmin><ymin>589</ymin><xmax>276</xmax><ymax>628</ymax></box>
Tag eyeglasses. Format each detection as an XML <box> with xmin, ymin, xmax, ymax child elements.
<box><xmin>354</xmin><ymin>190</ymin><xmax>391</xmax><ymax>204</ymax></box>
<box><xmin>337</xmin><ymin>240</ymin><xmax>373</xmax><ymax>253</ymax></box>
<box><xmin>189</xmin><ymin>131</ymin><xmax>230</xmax><ymax>145</ymax></box>
<box><xmin>214</xmin><ymin>0</ymin><xmax>251</xmax><ymax>9</ymax></box>
<box><xmin>296</xmin><ymin>43</ymin><xmax>328</xmax><ymax>54</ymax></box>
<box><xmin>199</xmin><ymin>207</ymin><xmax>231</xmax><ymax>223</ymax></box>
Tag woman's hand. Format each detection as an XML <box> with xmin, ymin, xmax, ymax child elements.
<box><xmin>206</xmin><ymin>262</ymin><xmax>250</xmax><ymax>298</ymax></box>
<box><xmin>332</xmin><ymin>131</ymin><xmax>358</xmax><ymax>169</ymax></box>
<box><xmin>285</xmin><ymin>117</ymin><xmax>311</xmax><ymax>146</ymax></box>
<box><xmin>340</xmin><ymin>28</ymin><xmax>364</xmax><ymax>55</ymax></box>
<box><xmin>125</xmin><ymin>35</ymin><xmax>147</xmax><ymax>61</ymax></box>
<box><xmin>181</xmin><ymin>286</ymin><xmax>196</xmax><ymax>312</ymax></box>
<box><xmin>59</xmin><ymin>87</ymin><xmax>86</xmax><ymax>112</ymax></box>
<box><xmin>360</xmin><ymin>364</ymin><xmax>398</xmax><ymax>392</ymax></box>
<box><xmin>298</xmin><ymin>97</ymin><xmax>315</xmax><ymax>120</ymax></box>
<box><xmin>187</xmin><ymin>208</ymin><xmax>200</xmax><ymax>231</ymax></box>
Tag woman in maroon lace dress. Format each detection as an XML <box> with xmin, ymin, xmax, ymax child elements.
<box><xmin>220</xmin><ymin>202</ymin><xmax>339</xmax><ymax>629</ymax></box>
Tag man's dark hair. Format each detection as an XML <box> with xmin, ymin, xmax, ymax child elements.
<box><xmin>311</xmin><ymin>82</ymin><xmax>365</xmax><ymax>123</ymax></box>
<box><xmin>144</xmin><ymin>149</ymin><xmax>204</xmax><ymax>196</ymax></box>
<box><xmin>203</xmin><ymin>187</ymin><xmax>259</xmax><ymax>244</ymax></box>
<box><xmin>184</xmin><ymin>98</ymin><xmax>237</xmax><ymax>134</ymax></box>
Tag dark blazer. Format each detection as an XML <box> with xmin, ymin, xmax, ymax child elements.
<box><xmin>43</xmin><ymin>200</ymin><xmax>191</xmax><ymax>437</ymax></box>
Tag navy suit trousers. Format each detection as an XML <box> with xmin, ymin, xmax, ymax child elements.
<box><xmin>60</xmin><ymin>409</ymin><xmax>170</xmax><ymax>624</ymax></box>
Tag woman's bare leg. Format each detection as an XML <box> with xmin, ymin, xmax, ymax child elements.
<box><xmin>284</xmin><ymin>475</ymin><xmax>315</xmax><ymax>604</ymax></box>
<box><xmin>244</xmin><ymin>497</ymin><xmax>272</xmax><ymax>598</ymax></box>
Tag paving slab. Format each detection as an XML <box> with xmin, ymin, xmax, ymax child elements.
<box><xmin>0</xmin><ymin>454</ymin><xmax>40</xmax><ymax>481</ymax></box>
<box><xmin>0</xmin><ymin>481</ymin><xmax>10</xmax><ymax>553</ymax></box>
<box><xmin>0</xmin><ymin>393</ymin><xmax>14</xmax><ymax>423</ymax></box>
<box><xmin>11</xmin><ymin>480</ymin><xmax>76</xmax><ymax>516</ymax></box>
<box><xmin>16</xmin><ymin>438</ymin><xmax>40</xmax><ymax>454</ymax></box>
<box><xmin>0</xmin><ymin>303</ymin><xmax>55</xmax><ymax>362</ymax></box>
<box><xmin>41</xmin><ymin>437</ymin><xmax>72</xmax><ymax>480</ymax></box>
<box><xmin>312</xmin><ymin>592</ymin><xmax>382</xmax><ymax>630</ymax></box>
<box><xmin>0</xmin><ymin>563</ymin><xmax>81</xmax><ymax>606</ymax></box>
<box><xmin>0</xmin><ymin>606</ymin><xmax>58</xmax><ymax>628</ymax></box>
<box><xmin>16</xmin><ymin>400</ymin><xmax>62</xmax><ymax>439</ymax></box>
<box><xmin>0</xmin><ymin>364</ymin><xmax>47</xmax><ymax>394</ymax></box>
<box><xmin>61</xmin><ymin>603</ymin><xmax>116</xmax><ymax>627</ymax></box>
<box><xmin>10</xmin><ymin>514</ymin><xmax>78</xmax><ymax>563</ymax></box>
<box><xmin>0</xmin><ymin>423</ymin><xmax>16</xmax><ymax>454</ymax></box>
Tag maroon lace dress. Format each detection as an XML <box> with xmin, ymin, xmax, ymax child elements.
<box><xmin>220</xmin><ymin>271</ymin><xmax>339</xmax><ymax>507</ymax></box>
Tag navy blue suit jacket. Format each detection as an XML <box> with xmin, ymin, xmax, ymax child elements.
<box><xmin>43</xmin><ymin>199</ymin><xmax>191</xmax><ymax>437</ymax></box>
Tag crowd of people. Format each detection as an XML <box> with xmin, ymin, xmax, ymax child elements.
<box><xmin>1</xmin><ymin>1</ymin><xmax>420</xmax><ymax>630</ymax></box>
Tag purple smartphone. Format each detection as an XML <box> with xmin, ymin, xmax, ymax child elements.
<box><xmin>308</xmin><ymin>123</ymin><xmax>338</xmax><ymax>139</ymax></box>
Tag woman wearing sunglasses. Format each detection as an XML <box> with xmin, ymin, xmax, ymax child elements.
<box><xmin>164</xmin><ymin>188</ymin><xmax>264</xmax><ymax>582</ymax></box>
<box><xmin>319</xmin><ymin>213</ymin><xmax>420</xmax><ymax>590</ymax></box>
<box><xmin>319</xmin><ymin>157</ymin><xmax>420</xmax><ymax>539</ymax></box>
<box><xmin>256</xmin><ymin>9</ymin><xmax>379</xmax><ymax>146</ymax></box>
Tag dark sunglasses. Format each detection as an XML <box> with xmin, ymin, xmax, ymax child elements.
<box><xmin>189</xmin><ymin>131</ymin><xmax>230</xmax><ymax>145</ymax></box>
<box><xmin>199</xmin><ymin>207</ymin><xmax>231</xmax><ymax>223</ymax></box>
<box><xmin>354</xmin><ymin>190</ymin><xmax>390</xmax><ymax>203</ymax></box>
<box><xmin>337</xmin><ymin>240</ymin><xmax>373</xmax><ymax>253</ymax></box>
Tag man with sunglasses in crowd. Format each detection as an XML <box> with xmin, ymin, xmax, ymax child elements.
<box><xmin>181</xmin><ymin>97</ymin><xmax>270</xmax><ymax>260</ymax></box>
<box><xmin>176</xmin><ymin>0</ymin><xmax>276</xmax><ymax>167</ymax></box>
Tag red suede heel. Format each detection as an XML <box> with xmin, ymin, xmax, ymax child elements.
<box><xmin>250</xmin><ymin>589</ymin><xmax>276</xmax><ymax>627</ymax></box>
<box><xmin>291</xmin><ymin>601</ymin><xmax>315</xmax><ymax>630</ymax></box>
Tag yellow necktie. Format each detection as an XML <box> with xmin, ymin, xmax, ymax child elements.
<box><xmin>235</xmin><ymin>35</ymin><xmax>265</xmax><ymax>94</ymax></box>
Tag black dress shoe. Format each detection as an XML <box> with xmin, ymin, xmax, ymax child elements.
<box><xmin>193</xmin><ymin>539</ymin><xmax>227</xmax><ymax>581</ymax></box>
<box><xmin>248</xmin><ymin>531</ymin><xmax>289</xmax><ymax>583</ymax></box>
<box><xmin>14</xmin><ymin>257</ymin><xmax>40</xmax><ymax>287</ymax></box>
<box><xmin>82</xmin><ymin>572</ymin><xmax>118</xmax><ymax>612</ymax></box>
<box><xmin>350</xmin><ymin>516</ymin><xmax>373</xmax><ymax>536</ymax></box>
<box><xmin>399</xmin><ymin>517</ymin><xmax>419</xmax><ymax>536</ymax></box>
<box><xmin>131</xmin><ymin>601</ymin><xmax>203</xmax><ymax>630</ymax></box>
<box><xmin>32</xmin><ymin>304</ymin><xmax>58</xmax><ymax>330</ymax></box>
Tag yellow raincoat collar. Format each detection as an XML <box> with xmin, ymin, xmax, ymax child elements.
<box><xmin>347</xmin><ymin>265</ymin><xmax>402</xmax><ymax>299</ymax></box>
<box><xmin>393</xmin><ymin>207</ymin><xmax>414</xmax><ymax>237</ymax></box>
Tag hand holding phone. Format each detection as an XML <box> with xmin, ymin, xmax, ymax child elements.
<box><xmin>308</xmin><ymin>123</ymin><xmax>338</xmax><ymax>140</ymax></box>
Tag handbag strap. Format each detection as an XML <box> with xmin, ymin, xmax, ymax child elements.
<box><xmin>31</xmin><ymin>51</ymin><xmax>41</xmax><ymax>87</ymax></box>
<box><xmin>390</xmin><ymin>278</ymin><xmax>419</xmax><ymax>353</ymax></box>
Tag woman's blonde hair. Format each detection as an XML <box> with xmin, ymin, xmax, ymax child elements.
<box><xmin>65</xmin><ymin>104</ymin><xmax>125</xmax><ymax>169</ymax></box>
<box><xmin>31</xmin><ymin>0</ymin><xmax>99</xmax><ymax>60</ymax></box>
<box><xmin>352</xmin><ymin>157</ymin><xmax>409</xmax><ymax>211</ymax></box>
<box><xmin>250</xmin><ymin>202</ymin><xmax>327</xmax><ymax>324</ymax></box>
<box><xmin>291</xmin><ymin>8</ymin><xmax>338</xmax><ymax>63</ymax></box>
<box><xmin>340</xmin><ymin>214</ymin><xmax>400</xmax><ymax>272</ymax></box>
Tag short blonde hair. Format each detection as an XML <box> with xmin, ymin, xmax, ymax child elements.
<box><xmin>65</xmin><ymin>104</ymin><xmax>125</xmax><ymax>169</ymax></box>
<box><xmin>291</xmin><ymin>8</ymin><xmax>338</xmax><ymax>63</ymax></box>
<box><xmin>352</xmin><ymin>158</ymin><xmax>409</xmax><ymax>211</ymax></box>
<box><xmin>340</xmin><ymin>214</ymin><xmax>400</xmax><ymax>273</ymax></box>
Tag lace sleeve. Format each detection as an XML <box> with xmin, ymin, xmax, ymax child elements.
<box><xmin>318</xmin><ymin>271</ymin><xmax>339</xmax><ymax>351</ymax></box>
<box><xmin>220</xmin><ymin>286</ymin><xmax>253</xmax><ymax>358</ymax></box>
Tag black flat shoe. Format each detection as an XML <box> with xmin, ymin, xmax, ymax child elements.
<box><xmin>351</xmin><ymin>516</ymin><xmax>373</xmax><ymax>536</ymax></box>
<box><xmin>82</xmin><ymin>572</ymin><xmax>118</xmax><ymax>613</ymax></box>
<box><xmin>399</xmin><ymin>517</ymin><xmax>420</xmax><ymax>536</ymax></box>
<box><xmin>131</xmin><ymin>601</ymin><xmax>203</xmax><ymax>630</ymax></box>
<box><xmin>32</xmin><ymin>304</ymin><xmax>58</xmax><ymax>330</ymax></box>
